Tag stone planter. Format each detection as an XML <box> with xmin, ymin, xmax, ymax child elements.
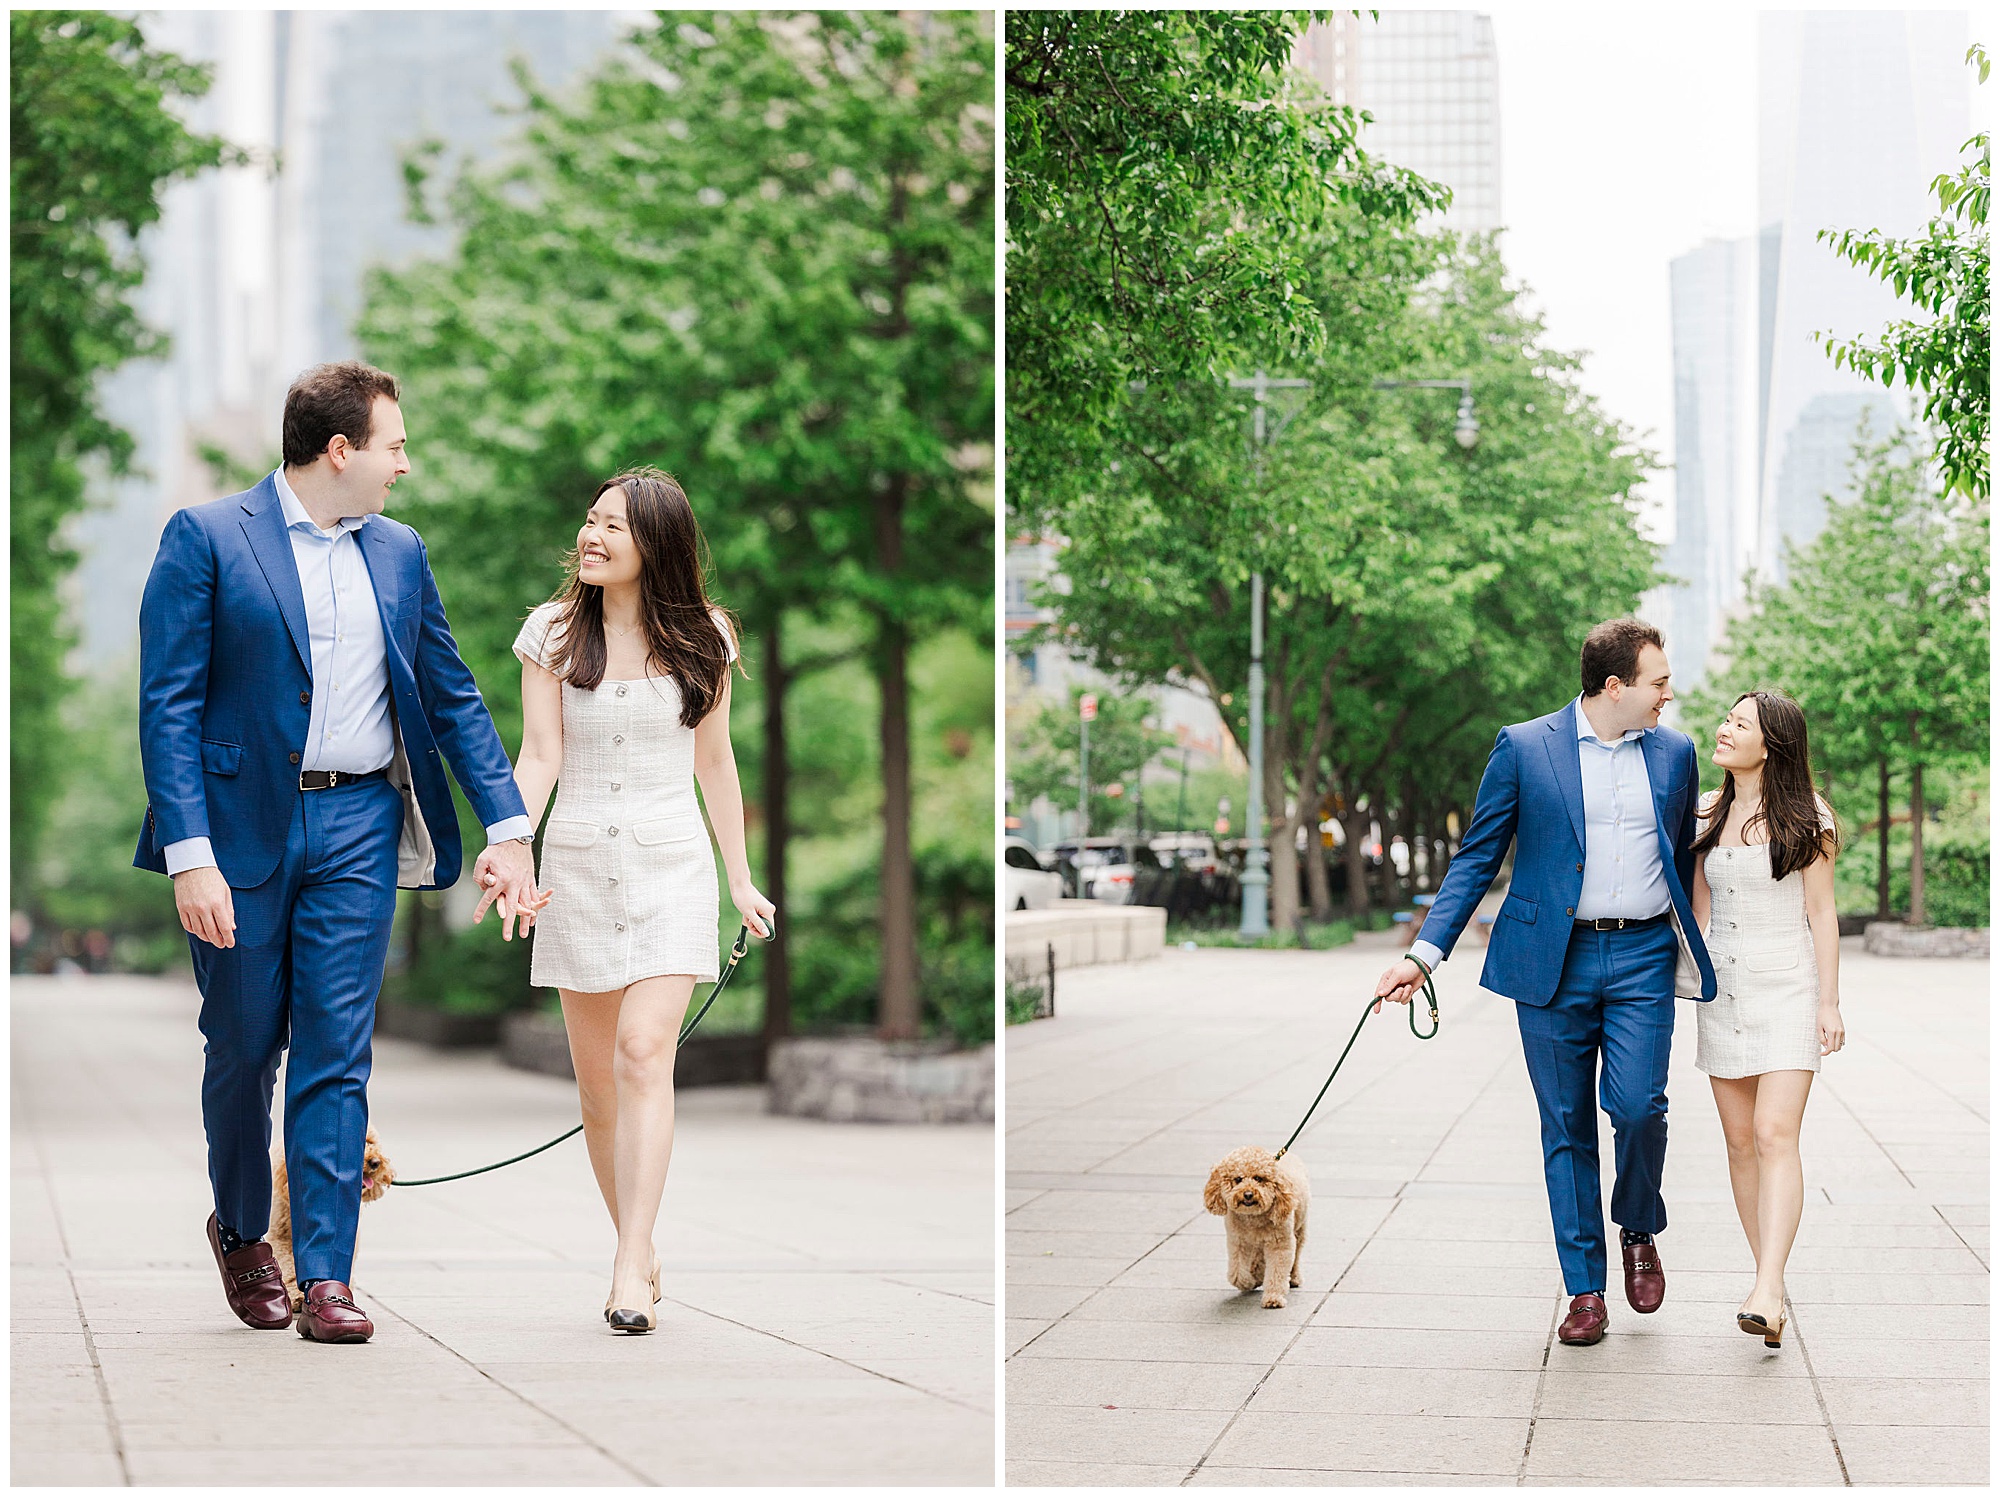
<box><xmin>374</xmin><ymin>997</ymin><xmax>502</xmax><ymax>1049</ymax></box>
<box><xmin>767</xmin><ymin>1035</ymin><xmax>995</xmax><ymax>1124</ymax></box>
<box><xmin>1862</xmin><ymin>922</ymin><xmax>1990</xmax><ymax>959</ymax></box>
<box><xmin>499</xmin><ymin>1008</ymin><xmax>765</xmax><ymax>1087</ymax></box>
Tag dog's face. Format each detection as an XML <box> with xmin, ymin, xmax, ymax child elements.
<box><xmin>1204</xmin><ymin>1147</ymin><xmax>1288</xmax><ymax>1218</ymax></box>
<box><xmin>360</xmin><ymin>1128</ymin><xmax>396</xmax><ymax>1203</ymax></box>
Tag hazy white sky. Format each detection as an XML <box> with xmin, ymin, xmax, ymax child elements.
<box><xmin>1486</xmin><ymin>8</ymin><xmax>1760</xmax><ymax>534</ymax></box>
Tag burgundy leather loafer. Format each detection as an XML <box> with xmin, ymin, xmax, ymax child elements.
<box><xmin>1623</xmin><ymin>1238</ymin><xmax>1665</xmax><ymax>1313</ymax></box>
<box><xmin>296</xmin><ymin>1281</ymin><xmax>373</xmax><ymax>1344</ymax></box>
<box><xmin>1557</xmin><ymin>1292</ymin><xmax>1608</xmax><ymax>1346</ymax></box>
<box><xmin>206</xmin><ymin>1213</ymin><xmax>292</xmax><ymax>1330</ymax></box>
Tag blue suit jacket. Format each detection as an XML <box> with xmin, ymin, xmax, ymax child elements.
<box><xmin>132</xmin><ymin>475</ymin><xmax>527</xmax><ymax>891</ymax></box>
<box><xmin>1415</xmin><ymin>700</ymin><xmax>1717</xmax><ymax>1006</ymax></box>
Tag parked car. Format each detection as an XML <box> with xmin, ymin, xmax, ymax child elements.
<box><xmin>1149</xmin><ymin>833</ymin><xmax>1219</xmax><ymax>874</ymax></box>
<box><xmin>1004</xmin><ymin>836</ymin><xmax>1065</xmax><ymax>911</ymax></box>
<box><xmin>1049</xmin><ymin>837</ymin><xmax>1141</xmax><ymax>900</ymax></box>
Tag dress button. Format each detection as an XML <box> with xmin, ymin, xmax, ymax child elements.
<box><xmin>614</xmin><ymin>735</ymin><xmax>624</xmax><ymax>745</ymax></box>
<box><xmin>611</xmin><ymin>782</ymin><xmax>620</xmax><ymax>791</ymax></box>
<box><xmin>609</xmin><ymin>876</ymin><xmax>618</xmax><ymax>885</ymax></box>
<box><xmin>615</xmin><ymin>922</ymin><xmax>625</xmax><ymax>932</ymax></box>
<box><xmin>608</xmin><ymin>826</ymin><xmax>619</xmax><ymax>837</ymax></box>
<box><xmin>616</xmin><ymin>685</ymin><xmax>628</xmax><ymax>698</ymax></box>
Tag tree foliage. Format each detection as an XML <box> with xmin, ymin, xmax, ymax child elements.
<box><xmin>1008</xmin><ymin>686</ymin><xmax>1175</xmax><ymax>837</ymax></box>
<box><xmin>10</xmin><ymin>11</ymin><xmax>234</xmax><ymax>892</ymax></box>
<box><xmin>359</xmin><ymin>11</ymin><xmax>994</xmax><ymax>1039</ymax></box>
<box><xmin>1005</xmin><ymin>9</ymin><xmax>1446</xmax><ymax>504</ymax></box>
<box><xmin>1815</xmin><ymin>43</ymin><xmax>1989</xmax><ymax>498</ymax></box>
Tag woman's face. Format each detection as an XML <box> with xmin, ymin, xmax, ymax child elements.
<box><xmin>578</xmin><ymin>485</ymin><xmax>643</xmax><ymax>589</ymax></box>
<box><xmin>1713</xmin><ymin>697</ymin><xmax>1768</xmax><ymax>774</ymax></box>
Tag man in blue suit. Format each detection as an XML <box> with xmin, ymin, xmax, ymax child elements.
<box><xmin>1376</xmin><ymin>618</ymin><xmax>1715</xmax><ymax>1346</ymax></box>
<box><xmin>135</xmin><ymin>362</ymin><xmax>544</xmax><ymax>1343</ymax></box>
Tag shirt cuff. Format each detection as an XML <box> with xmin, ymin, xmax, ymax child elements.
<box><xmin>484</xmin><ymin>816</ymin><xmax>535</xmax><ymax>845</ymax></box>
<box><xmin>1409</xmin><ymin>939</ymin><xmax>1444</xmax><ymax>973</ymax></box>
<box><xmin>163</xmin><ymin>837</ymin><xmax>218</xmax><ymax>876</ymax></box>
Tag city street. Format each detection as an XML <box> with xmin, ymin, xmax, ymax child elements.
<box><xmin>13</xmin><ymin>975</ymin><xmax>993</xmax><ymax>1487</ymax></box>
<box><xmin>1006</xmin><ymin>931</ymin><xmax>1987</xmax><ymax>1486</ymax></box>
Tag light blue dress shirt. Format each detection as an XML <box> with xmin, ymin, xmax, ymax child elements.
<box><xmin>1410</xmin><ymin>696</ymin><xmax>1667</xmax><ymax>974</ymax></box>
<box><xmin>163</xmin><ymin>470</ymin><xmax>532</xmax><ymax>874</ymax></box>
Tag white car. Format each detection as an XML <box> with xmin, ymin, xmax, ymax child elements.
<box><xmin>1004</xmin><ymin>836</ymin><xmax>1065</xmax><ymax>911</ymax></box>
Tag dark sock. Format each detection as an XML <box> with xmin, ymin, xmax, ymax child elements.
<box><xmin>299</xmin><ymin>1278</ymin><xmax>322</xmax><ymax>1294</ymax></box>
<box><xmin>216</xmin><ymin>1222</ymin><xmax>262</xmax><ymax>1254</ymax></box>
<box><xmin>1621</xmin><ymin>1228</ymin><xmax>1654</xmax><ymax>1247</ymax></box>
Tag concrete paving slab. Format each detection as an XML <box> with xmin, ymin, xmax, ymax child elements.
<box><xmin>1007</xmin><ymin>936</ymin><xmax>1988</xmax><ymax>1483</ymax></box>
<box><xmin>13</xmin><ymin>975</ymin><xmax>992</xmax><ymax>1487</ymax></box>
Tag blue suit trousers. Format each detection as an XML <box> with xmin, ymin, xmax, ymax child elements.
<box><xmin>189</xmin><ymin>777</ymin><xmax>401</xmax><ymax>1284</ymax></box>
<box><xmin>1514</xmin><ymin>921</ymin><xmax>1678</xmax><ymax>1296</ymax></box>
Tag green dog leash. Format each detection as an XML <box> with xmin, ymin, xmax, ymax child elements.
<box><xmin>1274</xmin><ymin>965</ymin><xmax>1440</xmax><ymax>1161</ymax></box>
<box><xmin>392</xmin><ymin>921</ymin><xmax>771</xmax><ymax>1188</ymax></box>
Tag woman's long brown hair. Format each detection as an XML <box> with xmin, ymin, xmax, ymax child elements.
<box><xmin>543</xmin><ymin>468</ymin><xmax>740</xmax><ymax>728</ymax></box>
<box><xmin>1691</xmin><ymin>689</ymin><xmax>1837</xmax><ymax>880</ymax></box>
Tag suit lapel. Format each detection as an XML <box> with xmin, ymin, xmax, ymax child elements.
<box><xmin>239</xmin><ymin>477</ymin><xmax>311</xmax><ymax>675</ymax></box>
<box><xmin>1641</xmin><ymin>729</ymin><xmax>1688</xmax><ymax>898</ymax></box>
<box><xmin>1542</xmin><ymin>703</ymin><xmax>1586</xmax><ymax>849</ymax></box>
<box><xmin>357</xmin><ymin>520</ymin><xmax>410</xmax><ymax>661</ymax></box>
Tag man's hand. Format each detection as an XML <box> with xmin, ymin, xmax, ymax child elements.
<box><xmin>1373</xmin><ymin>957</ymin><xmax>1427</xmax><ymax>1014</ymax></box>
<box><xmin>174</xmin><ymin>866</ymin><xmax>236</xmax><ymax>949</ymax></box>
<box><xmin>471</xmin><ymin>841</ymin><xmax>549</xmax><ymax>941</ymax></box>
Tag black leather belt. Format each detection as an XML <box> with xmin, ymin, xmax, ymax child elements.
<box><xmin>299</xmin><ymin>768</ymin><xmax>389</xmax><ymax>791</ymax></box>
<box><xmin>1573</xmin><ymin>912</ymin><xmax>1671</xmax><ymax>932</ymax></box>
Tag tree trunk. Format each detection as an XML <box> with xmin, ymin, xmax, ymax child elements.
<box><xmin>1340</xmin><ymin>803</ymin><xmax>1372</xmax><ymax>922</ymax></box>
<box><xmin>1876</xmin><ymin>756</ymin><xmax>1892</xmax><ymax>920</ymax></box>
<box><xmin>1303</xmin><ymin>778</ymin><xmax>1334</xmax><ymax>923</ymax></box>
<box><xmin>760</xmin><ymin>617</ymin><xmax>792</xmax><ymax>1049</ymax></box>
<box><xmin>874</xmin><ymin>474</ymin><xmax>920</xmax><ymax>1040</ymax></box>
<box><xmin>1908</xmin><ymin>754</ymin><xmax>1927</xmax><ymax>930</ymax></box>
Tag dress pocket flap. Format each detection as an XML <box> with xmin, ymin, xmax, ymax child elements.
<box><xmin>200</xmin><ymin>739</ymin><xmax>243</xmax><ymax>777</ymax></box>
<box><xmin>543</xmin><ymin>819</ymin><xmax>599</xmax><ymax>851</ymax></box>
<box><xmin>1744</xmin><ymin>945</ymin><xmax>1802</xmax><ymax>974</ymax></box>
<box><xmin>1500</xmin><ymin>891</ymin><xmax>1538</xmax><ymax>925</ymax></box>
<box><xmin>632</xmin><ymin>816</ymin><xmax>701</xmax><ymax>847</ymax></box>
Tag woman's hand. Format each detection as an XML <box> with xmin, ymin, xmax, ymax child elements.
<box><xmin>730</xmin><ymin>880</ymin><xmax>776</xmax><ymax>940</ymax></box>
<box><xmin>1818</xmin><ymin>1000</ymin><xmax>1845</xmax><ymax>1056</ymax></box>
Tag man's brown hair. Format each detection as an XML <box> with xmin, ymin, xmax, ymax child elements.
<box><xmin>282</xmin><ymin>361</ymin><xmax>401</xmax><ymax>468</ymax></box>
<box><xmin>1579</xmin><ymin>617</ymin><xmax>1665</xmax><ymax>697</ymax></box>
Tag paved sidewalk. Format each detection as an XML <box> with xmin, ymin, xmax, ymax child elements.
<box><xmin>1006</xmin><ymin>932</ymin><xmax>1987</xmax><ymax>1486</ymax></box>
<box><xmin>14</xmin><ymin>975</ymin><xmax>993</xmax><ymax>1486</ymax></box>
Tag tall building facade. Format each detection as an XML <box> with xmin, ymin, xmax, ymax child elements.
<box><xmin>1653</xmin><ymin>11</ymin><xmax>1969</xmax><ymax>687</ymax></box>
<box><xmin>1293</xmin><ymin>11</ymin><xmax>1502</xmax><ymax>234</ymax></box>
<box><xmin>75</xmin><ymin>11</ymin><xmax>635</xmax><ymax>669</ymax></box>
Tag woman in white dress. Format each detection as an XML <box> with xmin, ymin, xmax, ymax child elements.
<box><xmin>495</xmin><ymin>468</ymin><xmax>775</xmax><ymax>1333</ymax></box>
<box><xmin>1691</xmin><ymin>689</ymin><xmax>1845</xmax><ymax>1349</ymax></box>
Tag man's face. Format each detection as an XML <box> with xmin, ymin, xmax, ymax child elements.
<box><xmin>1611</xmin><ymin>642</ymin><xmax>1673</xmax><ymax>730</ymax></box>
<box><xmin>335</xmin><ymin>397</ymin><xmax>410</xmax><ymax>514</ymax></box>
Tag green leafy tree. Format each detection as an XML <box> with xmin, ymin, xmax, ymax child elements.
<box><xmin>10</xmin><ymin>12</ymin><xmax>235</xmax><ymax>895</ymax></box>
<box><xmin>360</xmin><ymin>11</ymin><xmax>993</xmax><ymax>1040</ymax></box>
<box><xmin>1688</xmin><ymin>428</ymin><xmax>1988</xmax><ymax>927</ymax></box>
<box><xmin>1009</xmin><ymin>686</ymin><xmax>1174</xmax><ymax>836</ymax></box>
<box><xmin>1816</xmin><ymin>43</ymin><xmax>1989</xmax><ymax>498</ymax></box>
<box><xmin>1027</xmin><ymin>234</ymin><xmax>1659</xmax><ymax>932</ymax></box>
<box><xmin>1005</xmin><ymin>9</ymin><xmax>1446</xmax><ymax>506</ymax></box>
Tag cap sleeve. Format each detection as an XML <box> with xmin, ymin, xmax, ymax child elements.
<box><xmin>1697</xmin><ymin>789</ymin><xmax>1722</xmax><ymax>824</ymax></box>
<box><xmin>713</xmin><ymin>608</ymin><xmax>739</xmax><ymax>664</ymax></box>
<box><xmin>1816</xmin><ymin>796</ymin><xmax>1836</xmax><ymax>832</ymax></box>
<box><xmin>513</xmin><ymin>602</ymin><xmax>563</xmax><ymax>672</ymax></box>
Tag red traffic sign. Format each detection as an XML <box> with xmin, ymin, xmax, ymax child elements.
<box><xmin>1079</xmin><ymin>693</ymin><xmax>1098</xmax><ymax>722</ymax></box>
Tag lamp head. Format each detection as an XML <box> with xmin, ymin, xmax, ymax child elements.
<box><xmin>1454</xmin><ymin>392</ymin><xmax>1479</xmax><ymax>450</ymax></box>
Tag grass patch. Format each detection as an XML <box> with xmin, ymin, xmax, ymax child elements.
<box><xmin>1168</xmin><ymin>920</ymin><xmax>1358</xmax><ymax>951</ymax></box>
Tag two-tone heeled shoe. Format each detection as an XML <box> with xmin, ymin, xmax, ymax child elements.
<box><xmin>604</xmin><ymin>1256</ymin><xmax>663</xmax><ymax>1330</ymax></box>
<box><xmin>1736</xmin><ymin>1309</ymin><xmax>1786</xmax><ymax>1347</ymax></box>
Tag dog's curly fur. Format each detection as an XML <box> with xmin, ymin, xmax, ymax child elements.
<box><xmin>1203</xmin><ymin>1146</ymin><xmax>1309</xmax><ymax>1308</ymax></box>
<box><xmin>270</xmin><ymin>1128</ymin><xmax>395</xmax><ymax>1310</ymax></box>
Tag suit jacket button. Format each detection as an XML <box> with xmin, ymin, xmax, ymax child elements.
<box><xmin>1576</xmin><ymin>862</ymin><xmax>1583</xmax><ymax>872</ymax></box>
<box><xmin>290</xmin><ymin>752</ymin><xmax>301</xmax><ymax>764</ymax></box>
<box><xmin>300</xmin><ymin>691</ymin><xmax>311</xmax><ymax>704</ymax></box>
<box><xmin>1566</xmin><ymin>907</ymin><xmax>1574</xmax><ymax>916</ymax></box>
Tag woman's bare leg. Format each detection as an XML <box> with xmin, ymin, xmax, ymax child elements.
<box><xmin>558</xmin><ymin>987</ymin><xmax>625</xmax><ymax>1232</ymax></box>
<box><xmin>608</xmin><ymin>974</ymin><xmax>696</xmax><ymax>1310</ymax></box>
<box><xmin>1746</xmin><ymin>1069</ymin><xmax>1815</xmax><ymax>1323</ymax></box>
<box><xmin>1710</xmin><ymin>1074</ymin><xmax>1763</xmax><ymax>1274</ymax></box>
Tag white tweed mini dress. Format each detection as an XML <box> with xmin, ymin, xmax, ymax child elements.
<box><xmin>1695</xmin><ymin>797</ymin><xmax>1835</xmax><ymax>1079</ymax></box>
<box><xmin>513</xmin><ymin>602</ymin><xmax>734</xmax><ymax>991</ymax></box>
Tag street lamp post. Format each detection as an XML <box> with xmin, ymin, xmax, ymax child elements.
<box><xmin>1225</xmin><ymin>370</ymin><xmax>1310</xmax><ymax>939</ymax></box>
